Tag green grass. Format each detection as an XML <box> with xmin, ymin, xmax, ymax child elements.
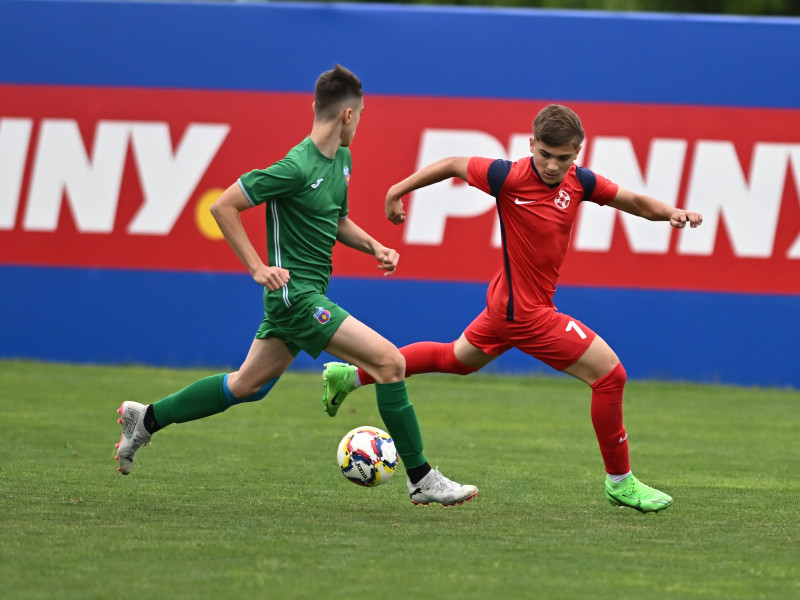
<box><xmin>1</xmin><ymin>360</ymin><xmax>798</xmax><ymax>600</ymax></box>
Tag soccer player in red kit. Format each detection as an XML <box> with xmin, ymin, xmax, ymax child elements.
<box><xmin>322</xmin><ymin>104</ymin><xmax>703</xmax><ymax>513</ymax></box>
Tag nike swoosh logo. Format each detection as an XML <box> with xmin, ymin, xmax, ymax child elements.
<box><xmin>613</xmin><ymin>492</ymin><xmax>642</xmax><ymax>508</ymax></box>
<box><xmin>514</xmin><ymin>198</ymin><xmax>536</xmax><ymax>205</ymax></box>
<box><xmin>310</xmin><ymin>178</ymin><xmax>324</xmax><ymax>189</ymax></box>
<box><xmin>329</xmin><ymin>392</ymin><xmax>341</xmax><ymax>406</ymax></box>
<box><xmin>618</xmin><ymin>492</ymin><xmax>669</xmax><ymax>507</ymax></box>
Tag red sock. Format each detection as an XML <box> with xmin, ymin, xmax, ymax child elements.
<box><xmin>590</xmin><ymin>362</ymin><xmax>631</xmax><ymax>475</ymax></box>
<box><xmin>357</xmin><ymin>341</ymin><xmax>476</xmax><ymax>385</ymax></box>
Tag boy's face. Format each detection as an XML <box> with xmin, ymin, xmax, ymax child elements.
<box><xmin>529</xmin><ymin>138</ymin><xmax>580</xmax><ymax>185</ymax></box>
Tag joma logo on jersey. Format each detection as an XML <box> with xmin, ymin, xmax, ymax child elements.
<box><xmin>0</xmin><ymin>118</ymin><xmax>229</xmax><ymax>234</ymax></box>
<box><xmin>404</xmin><ymin>129</ymin><xmax>800</xmax><ymax>259</ymax></box>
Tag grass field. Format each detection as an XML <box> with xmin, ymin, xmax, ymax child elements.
<box><xmin>1</xmin><ymin>360</ymin><xmax>798</xmax><ymax>599</ymax></box>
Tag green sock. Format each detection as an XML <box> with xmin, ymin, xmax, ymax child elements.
<box><xmin>152</xmin><ymin>374</ymin><xmax>229</xmax><ymax>428</ymax></box>
<box><xmin>375</xmin><ymin>381</ymin><xmax>426</xmax><ymax>469</ymax></box>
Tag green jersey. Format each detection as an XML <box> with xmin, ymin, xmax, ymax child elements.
<box><xmin>238</xmin><ymin>136</ymin><xmax>351</xmax><ymax>311</ymax></box>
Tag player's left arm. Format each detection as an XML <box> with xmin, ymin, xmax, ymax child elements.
<box><xmin>335</xmin><ymin>217</ymin><xmax>399</xmax><ymax>276</ymax></box>
<box><xmin>608</xmin><ymin>186</ymin><xmax>703</xmax><ymax>229</ymax></box>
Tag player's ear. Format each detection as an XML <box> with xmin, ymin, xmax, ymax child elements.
<box><xmin>529</xmin><ymin>137</ymin><xmax>535</xmax><ymax>153</ymax></box>
<box><xmin>342</xmin><ymin>106</ymin><xmax>353</xmax><ymax>124</ymax></box>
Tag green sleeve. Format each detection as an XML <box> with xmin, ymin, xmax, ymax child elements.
<box><xmin>238</xmin><ymin>158</ymin><xmax>304</xmax><ymax>206</ymax></box>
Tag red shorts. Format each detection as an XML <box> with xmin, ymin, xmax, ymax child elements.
<box><xmin>464</xmin><ymin>307</ymin><xmax>597</xmax><ymax>372</ymax></box>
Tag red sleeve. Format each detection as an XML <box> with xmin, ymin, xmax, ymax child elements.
<box><xmin>466</xmin><ymin>157</ymin><xmax>495</xmax><ymax>194</ymax></box>
<box><xmin>591</xmin><ymin>172</ymin><xmax>619</xmax><ymax>206</ymax></box>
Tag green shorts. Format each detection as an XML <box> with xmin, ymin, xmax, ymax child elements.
<box><xmin>255</xmin><ymin>292</ymin><xmax>350</xmax><ymax>358</ymax></box>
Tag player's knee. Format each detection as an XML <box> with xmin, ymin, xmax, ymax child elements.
<box><xmin>592</xmin><ymin>362</ymin><xmax>627</xmax><ymax>392</ymax></box>
<box><xmin>440</xmin><ymin>341</ymin><xmax>478</xmax><ymax>376</ymax></box>
<box><xmin>369</xmin><ymin>346</ymin><xmax>406</xmax><ymax>383</ymax></box>
<box><xmin>224</xmin><ymin>375</ymin><xmax>279</xmax><ymax>406</ymax></box>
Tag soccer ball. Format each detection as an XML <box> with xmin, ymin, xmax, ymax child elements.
<box><xmin>337</xmin><ymin>426</ymin><xmax>398</xmax><ymax>487</ymax></box>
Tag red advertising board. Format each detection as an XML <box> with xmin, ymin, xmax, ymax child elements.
<box><xmin>2</xmin><ymin>84</ymin><xmax>799</xmax><ymax>294</ymax></box>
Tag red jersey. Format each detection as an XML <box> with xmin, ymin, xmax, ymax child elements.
<box><xmin>467</xmin><ymin>156</ymin><xmax>618</xmax><ymax>320</ymax></box>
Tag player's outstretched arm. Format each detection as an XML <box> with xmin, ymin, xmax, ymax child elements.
<box><xmin>336</xmin><ymin>217</ymin><xmax>399</xmax><ymax>276</ymax></box>
<box><xmin>608</xmin><ymin>186</ymin><xmax>703</xmax><ymax>229</ymax></box>
<box><xmin>385</xmin><ymin>157</ymin><xmax>470</xmax><ymax>224</ymax></box>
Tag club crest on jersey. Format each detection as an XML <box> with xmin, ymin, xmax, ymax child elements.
<box><xmin>554</xmin><ymin>190</ymin><xmax>571</xmax><ymax>209</ymax></box>
<box><xmin>343</xmin><ymin>166</ymin><xmax>351</xmax><ymax>186</ymax></box>
<box><xmin>313</xmin><ymin>306</ymin><xmax>331</xmax><ymax>324</ymax></box>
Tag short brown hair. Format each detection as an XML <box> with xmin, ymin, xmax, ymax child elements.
<box><xmin>533</xmin><ymin>104</ymin><xmax>584</xmax><ymax>148</ymax></box>
<box><xmin>314</xmin><ymin>64</ymin><xmax>363</xmax><ymax>121</ymax></box>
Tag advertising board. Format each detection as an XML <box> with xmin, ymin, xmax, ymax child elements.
<box><xmin>1</xmin><ymin>1</ymin><xmax>798</xmax><ymax>386</ymax></box>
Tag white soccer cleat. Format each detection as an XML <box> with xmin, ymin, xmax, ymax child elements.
<box><xmin>407</xmin><ymin>468</ymin><xmax>478</xmax><ymax>506</ymax></box>
<box><xmin>115</xmin><ymin>401</ymin><xmax>152</xmax><ymax>475</ymax></box>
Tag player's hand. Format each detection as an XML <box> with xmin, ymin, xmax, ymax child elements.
<box><xmin>375</xmin><ymin>247</ymin><xmax>399</xmax><ymax>276</ymax></box>
<box><xmin>385</xmin><ymin>189</ymin><xmax>406</xmax><ymax>225</ymax></box>
<box><xmin>670</xmin><ymin>210</ymin><xmax>703</xmax><ymax>229</ymax></box>
<box><xmin>252</xmin><ymin>265</ymin><xmax>290</xmax><ymax>290</ymax></box>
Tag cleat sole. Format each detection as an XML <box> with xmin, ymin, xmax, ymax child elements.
<box><xmin>410</xmin><ymin>491</ymin><xmax>478</xmax><ymax>507</ymax></box>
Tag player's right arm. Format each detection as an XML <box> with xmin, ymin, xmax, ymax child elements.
<box><xmin>385</xmin><ymin>157</ymin><xmax>470</xmax><ymax>224</ymax></box>
<box><xmin>210</xmin><ymin>183</ymin><xmax>290</xmax><ymax>291</ymax></box>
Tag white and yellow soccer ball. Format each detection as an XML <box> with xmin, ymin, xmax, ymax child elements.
<box><xmin>337</xmin><ymin>426</ymin><xmax>398</xmax><ymax>487</ymax></box>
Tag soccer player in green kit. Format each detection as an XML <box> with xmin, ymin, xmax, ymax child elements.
<box><xmin>114</xmin><ymin>64</ymin><xmax>478</xmax><ymax>507</ymax></box>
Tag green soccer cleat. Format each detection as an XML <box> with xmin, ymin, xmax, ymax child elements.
<box><xmin>605</xmin><ymin>474</ymin><xmax>673</xmax><ymax>513</ymax></box>
<box><xmin>321</xmin><ymin>362</ymin><xmax>357</xmax><ymax>417</ymax></box>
